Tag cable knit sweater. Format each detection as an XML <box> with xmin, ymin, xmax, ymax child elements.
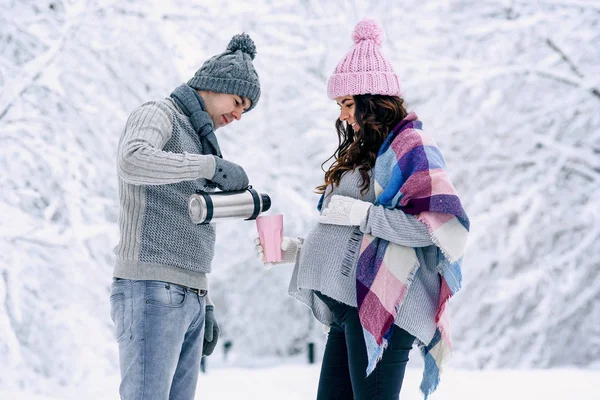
<box><xmin>113</xmin><ymin>98</ymin><xmax>217</xmax><ymax>290</ymax></box>
<box><xmin>289</xmin><ymin>169</ymin><xmax>441</xmax><ymax>344</ymax></box>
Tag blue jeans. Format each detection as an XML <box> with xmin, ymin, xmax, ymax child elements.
<box><xmin>316</xmin><ymin>292</ymin><xmax>415</xmax><ymax>400</ymax></box>
<box><xmin>110</xmin><ymin>278</ymin><xmax>207</xmax><ymax>400</ymax></box>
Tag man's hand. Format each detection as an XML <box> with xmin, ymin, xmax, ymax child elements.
<box><xmin>203</xmin><ymin>305</ymin><xmax>220</xmax><ymax>356</ymax></box>
<box><xmin>210</xmin><ymin>157</ymin><xmax>249</xmax><ymax>191</ymax></box>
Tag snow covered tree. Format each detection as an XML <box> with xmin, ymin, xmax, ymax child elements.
<box><xmin>1</xmin><ymin>0</ymin><xmax>598</xmax><ymax>395</ymax></box>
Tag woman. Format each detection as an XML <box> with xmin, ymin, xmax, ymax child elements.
<box><xmin>256</xmin><ymin>19</ymin><xmax>469</xmax><ymax>399</ymax></box>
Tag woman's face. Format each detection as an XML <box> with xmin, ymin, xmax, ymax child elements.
<box><xmin>335</xmin><ymin>95</ymin><xmax>359</xmax><ymax>132</ymax></box>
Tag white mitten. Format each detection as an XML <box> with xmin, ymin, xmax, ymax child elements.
<box><xmin>254</xmin><ymin>236</ymin><xmax>303</xmax><ymax>269</ymax></box>
<box><xmin>318</xmin><ymin>195</ymin><xmax>372</xmax><ymax>226</ymax></box>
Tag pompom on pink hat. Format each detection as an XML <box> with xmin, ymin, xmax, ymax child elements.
<box><xmin>327</xmin><ymin>19</ymin><xmax>402</xmax><ymax>99</ymax></box>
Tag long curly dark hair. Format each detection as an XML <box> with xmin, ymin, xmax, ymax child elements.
<box><xmin>316</xmin><ymin>94</ymin><xmax>408</xmax><ymax>196</ymax></box>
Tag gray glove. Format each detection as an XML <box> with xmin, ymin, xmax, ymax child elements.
<box><xmin>211</xmin><ymin>157</ymin><xmax>249</xmax><ymax>191</ymax></box>
<box><xmin>203</xmin><ymin>305</ymin><xmax>220</xmax><ymax>356</ymax></box>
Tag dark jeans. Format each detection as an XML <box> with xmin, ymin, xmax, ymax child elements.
<box><xmin>316</xmin><ymin>292</ymin><xmax>415</xmax><ymax>400</ymax></box>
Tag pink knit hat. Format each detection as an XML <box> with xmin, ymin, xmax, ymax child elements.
<box><xmin>327</xmin><ymin>19</ymin><xmax>402</xmax><ymax>99</ymax></box>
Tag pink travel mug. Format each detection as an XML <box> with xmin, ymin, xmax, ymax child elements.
<box><xmin>256</xmin><ymin>214</ymin><xmax>283</xmax><ymax>262</ymax></box>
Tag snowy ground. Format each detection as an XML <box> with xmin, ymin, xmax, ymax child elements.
<box><xmin>2</xmin><ymin>365</ymin><xmax>597</xmax><ymax>399</ymax></box>
<box><xmin>198</xmin><ymin>366</ymin><xmax>599</xmax><ymax>400</ymax></box>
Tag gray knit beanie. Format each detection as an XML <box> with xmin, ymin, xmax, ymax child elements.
<box><xmin>187</xmin><ymin>33</ymin><xmax>260</xmax><ymax>112</ymax></box>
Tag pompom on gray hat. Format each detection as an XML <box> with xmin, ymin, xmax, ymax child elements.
<box><xmin>188</xmin><ymin>33</ymin><xmax>261</xmax><ymax>112</ymax></box>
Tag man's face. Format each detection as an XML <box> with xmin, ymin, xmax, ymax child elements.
<box><xmin>199</xmin><ymin>91</ymin><xmax>251</xmax><ymax>130</ymax></box>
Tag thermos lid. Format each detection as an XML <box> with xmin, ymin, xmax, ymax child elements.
<box><xmin>261</xmin><ymin>194</ymin><xmax>271</xmax><ymax>213</ymax></box>
<box><xmin>188</xmin><ymin>195</ymin><xmax>208</xmax><ymax>224</ymax></box>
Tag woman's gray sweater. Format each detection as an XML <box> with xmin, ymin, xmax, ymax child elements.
<box><xmin>289</xmin><ymin>169</ymin><xmax>441</xmax><ymax>345</ymax></box>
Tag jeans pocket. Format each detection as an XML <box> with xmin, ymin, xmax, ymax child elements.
<box><xmin>110</xmin><ymin>292</ymin><xmax>127</xmax><ymax>341</ymax></box>
<box><xmin>145</xmin><ymin>281</ymin><xmax>186</xmax><ymax>308</ymax></box>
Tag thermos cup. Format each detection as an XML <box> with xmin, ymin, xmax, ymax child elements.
<box><xmin>188</xmin><ymin>186</ymin><xmax>271</xmax><ymax>224</ymax></box>
<box><xmin>255</xmin><ymin>214</ymin><xmax>284</xmax><ymax>262</ymax></box>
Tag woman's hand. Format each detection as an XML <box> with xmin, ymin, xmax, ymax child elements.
<box><xmin>318</xmin><ymin>195</ymin><xmax>372</xmax><ymax>226</ymax></box>
<box><xmin>255</xmin><ymin>236</ymin><xmax>303</xmax><ymax>269</ymax></box>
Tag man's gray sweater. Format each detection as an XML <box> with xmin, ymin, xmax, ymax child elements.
<box><xmin>113</xmin><ymin>98</ymin><xmax>217</xmax><ymax>290</ymax></box>
<box><xmin>289</xmin><ymin>169</ymin><xmax>442</xmax><ymax>345</ymax></box>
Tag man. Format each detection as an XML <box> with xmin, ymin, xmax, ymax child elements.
<box><xmin>109</xmin><ymin>33</ymin><xmax>260</xmax><ymax>399</ymax></box>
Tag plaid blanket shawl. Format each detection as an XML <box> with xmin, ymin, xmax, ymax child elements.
<box><xmin>356</xmin><ymin>112</ymin><xmax>469</xmax><ymax>398</ymax></box>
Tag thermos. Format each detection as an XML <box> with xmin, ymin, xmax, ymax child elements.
<box><xmin>188</xmin><ymin>186</ymin><xmax>271</xmax><ymax>224</ymax></box>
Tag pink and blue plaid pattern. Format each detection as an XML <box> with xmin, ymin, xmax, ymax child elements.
<box><xmin>356</xmin><ymin>112</ymin><xmax>469</xmax><ymax>398</ymax></box>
